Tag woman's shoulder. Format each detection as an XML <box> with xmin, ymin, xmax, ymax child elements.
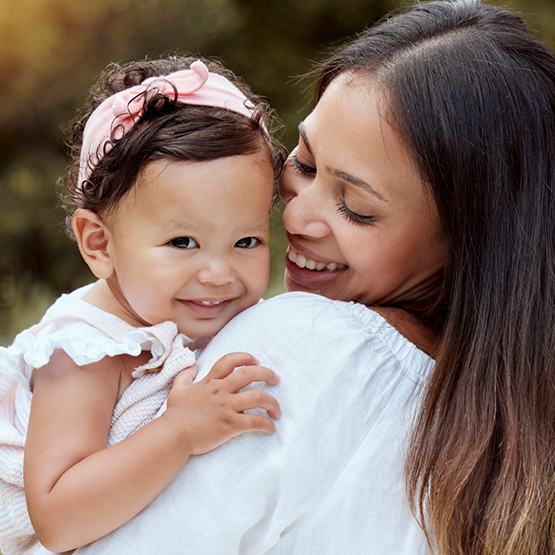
<box><xmin>221</xmin><ymin>292</ymin><xmax>433</xmax><ymax>383</ymax></box>
<box><xmin>257</xmin><ymin>291</ymin><xmax>388</xmax><ymax>331</ymax></box>
<box><xmin>371</xmin><ymin>305</ymin><xmax>439</xmax><ymax>358</ymax></box>
<box><xmin>258</xmin><ymin>292</ymin><xmax>432</xmax><ymax>345</ymax></box>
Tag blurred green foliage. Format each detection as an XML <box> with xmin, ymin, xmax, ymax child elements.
<box><xmin>0</xmin><ymin>0</ymin><xmax>554</xmax><ymax>343</ymax></box>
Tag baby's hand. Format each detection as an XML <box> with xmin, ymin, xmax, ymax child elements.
<box><xmin>164</xmin><ymin>352</ymin><xmax>280</xmax><ymax>455</ymax></box>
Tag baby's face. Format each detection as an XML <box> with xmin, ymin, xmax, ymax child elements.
<box><xmin>103</xmin><ymin>151</ymin><xmax>273</xmax><ymax>338</ymax></box>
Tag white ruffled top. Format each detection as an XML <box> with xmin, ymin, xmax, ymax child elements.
<box><xmin>0</xmin><ymin>283</ymin><xmax>197</xmax><ymax>555</ymax></box>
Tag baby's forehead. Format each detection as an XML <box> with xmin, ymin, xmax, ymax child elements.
<box><xmin>111</xmin><ymin>154</ymin><xmax>273</xmax><ymax>232</ymax></box>
<box><xmin>139</xmin><ymin>150</ymin><xmax>274</xmax><ymax>179</ymax></box>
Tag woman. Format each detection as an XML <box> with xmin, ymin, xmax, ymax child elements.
<box><xmin>75</xmin><ymin>1</ymin><xmax>555</xmax><ymax>554</ymax></box>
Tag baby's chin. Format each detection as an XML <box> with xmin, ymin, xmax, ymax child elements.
<box><xmin>186</xmin><ymin>336</ymin><xmax>213</xmax><ymax>351</ymax></box>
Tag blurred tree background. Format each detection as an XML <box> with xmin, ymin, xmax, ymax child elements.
<box><xmin>0</xmin><ymin>0</ymin><xmax>554</xmax><ymax>344</ymax></box>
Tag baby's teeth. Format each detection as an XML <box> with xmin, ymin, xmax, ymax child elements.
<box><xmin>327</xmin><ymin>263</ymin><xmax>337</xmax><ymax>271</ymax></box>
<box><xmin>288</xmin><ymin>249</ymin><xmax>298</xmax><ymax>263</ymax></box>
<box><xmin>306</xmin><ymin>259</ymin><xmax>316</xmax><ymax>270</ymax></box>
<box><xmin>315</xmin><ymin>262</ymin><xmax>327</xmax><ymax>271</ymax></box>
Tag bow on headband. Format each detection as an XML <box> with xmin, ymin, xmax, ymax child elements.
<box><xmin>79</xmin><ymin>60</ymin><xmax>256</xmax><ymax>184</ymax></box>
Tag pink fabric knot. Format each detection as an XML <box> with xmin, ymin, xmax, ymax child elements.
<box><xmin>141</xmin><ymin>77</ymin><xmax>174</xmax><ymax>99</ymax></box>
<box><xmin>189</xmin><ymin>60</ymin><xmax>210</xmax><ymax>88</ymax></box>
<box><xmin>142</xmin><ymin>61</ymin><xmax>208</xmax><ymax>97</ymax></box>
<box><xmin>111</xmin><ymin>96</ymin><xmax>131</xmax><ymax>117</ymax></box>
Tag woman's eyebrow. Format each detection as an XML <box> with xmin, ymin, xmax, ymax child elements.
<box><xmin>328</xmin><ymin>168</ymin><xmax>388</xmax><ymax>203</ymax></box>
<box><xmin>298</xmin><ymin>123</ymin><xmax>314</xmax><ymax>155</ymax></box>
<box><xmin>298</xmin><ymin>122</ymin><xmax>388</xmax><ymax>203</ymax></box>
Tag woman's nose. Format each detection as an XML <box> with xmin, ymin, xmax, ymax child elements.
<box><xmin>278</xmin><ymin>164</ymin><xmax>296</xmax><ymax>205</ymax></box>
<box><xmin>280</xmin><ymin>168</ymin><xmax>331</xmax><ymax>239</ymax></box>
<box><xmin>197</xmin><ymin>258</ymin><xmax>235</xmax><ymax>286</ymax></box>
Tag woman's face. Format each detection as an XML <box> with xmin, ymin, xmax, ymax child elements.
<box><xmin>280</xmin><ymin>72</ymin><xmax>444</xmax><ymax>306</ymax></box>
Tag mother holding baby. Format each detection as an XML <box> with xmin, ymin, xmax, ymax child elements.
<box><xmin>77</xmin><ymin>1</ymin><xmax>555</xmax><ymax>554</ymax></box>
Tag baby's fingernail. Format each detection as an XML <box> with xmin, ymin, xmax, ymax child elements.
<box><xmin>252</xmin><ymin>357</ymin><xmax>260</xmax><ymax>365</ymax></box>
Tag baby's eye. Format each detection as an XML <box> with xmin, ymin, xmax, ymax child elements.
<box><xmin>235</xmin><ymin>237</ymin><xmax>260</xmax><ymax>249</ymax></box>
<box><xmin>169</xmin><ymin>237</ymin><xmax>198</xmax><ymax>249</ymax></box>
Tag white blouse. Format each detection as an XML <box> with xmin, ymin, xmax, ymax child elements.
<box><xmin>75</xmin><ymin>292</ymin><xmax>434</xmax><ymax>555</ymax></box>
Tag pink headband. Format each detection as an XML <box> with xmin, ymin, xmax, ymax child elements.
<box><xmin>79</xmin><ymin>60</ymin><xmax>257</xmax><ymax>184</ymax></box>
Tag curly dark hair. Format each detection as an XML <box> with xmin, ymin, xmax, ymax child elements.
<box><xmin>59</xmin><ymin>55</ymin><xmax>285</xmax><ymax>238</ymax></box>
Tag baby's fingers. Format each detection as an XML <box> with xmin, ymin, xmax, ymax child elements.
<box><xmin>173</xmin><ymin>363</ymin><xmax>198</xmax><ymax>388</ymax></box>
<box><xmin>225</xmin><ymin>365</ymin><xmax>280</xmax><ymax>392</ymax></box>
<box><xmin>234</xmin><ymin>390</ymin><xmax>281</xmax><ymax>419</ymax></box>
<box><xmin>236</xmin><ymin>413</ymin><xmax>278</xmax><ymax>435</ymax></box>
<box><xmin>207</xmin><ymin>352</ymin><xmax>260</xmax><ymax>380</ymax></box>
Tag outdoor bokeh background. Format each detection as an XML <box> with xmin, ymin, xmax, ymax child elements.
<box><xmin>1</xmin><ymin>0</ymin><xmax>555</xmax><ymax>344</ymax></box>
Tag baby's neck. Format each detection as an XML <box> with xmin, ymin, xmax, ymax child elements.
<box><xmin>82</xmin><ymin>279</ymin><xmax>150</xmax><ymax>328</ymax></box>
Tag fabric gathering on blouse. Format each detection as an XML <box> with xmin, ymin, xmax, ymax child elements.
<box><xmin>0</xmin><ymin>285</ymin><xmax>196</xmax><ymax>555</ymax></box>
<box><xmin>74</xmin><ymin>291</ymin><xmax>434</xmax><ymax>555</ymax></box>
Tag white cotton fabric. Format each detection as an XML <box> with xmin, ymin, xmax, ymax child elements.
<box><xmin>75</xmin><ymin>291</ymin><xmax>434</xmax><ymax>555</ymax></box>
<box><xmin>0</xmin><ymin>285</ymin><xmax>196</xmax><ymax>555</ymax></box>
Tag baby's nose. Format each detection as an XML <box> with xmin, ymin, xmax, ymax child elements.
<box><xmin>196</xmin><ymin>258</ymin><xmax>235</xmax><ymax>286</ymax></box>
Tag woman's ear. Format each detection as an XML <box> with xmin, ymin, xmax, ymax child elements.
<box><xmin>72</xmin><ymin>209</ymin><xmax>114</xmax><ymax>279</ymax></box>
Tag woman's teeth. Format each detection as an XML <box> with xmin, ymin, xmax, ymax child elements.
<box><xmin>288</xmin><ymin>248</ymin><xmax>345</xmax><ymax>271</ymax></box>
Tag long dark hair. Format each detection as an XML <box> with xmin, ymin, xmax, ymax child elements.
<box><xmin>316</xmin><ymin>1</ymin><xmax>555</xmax><ymax>553</ymax></box>
<box><xmin>59</xmin><ymin>55</ymin><xmax>284</xmax><ymax>236</ymax></box>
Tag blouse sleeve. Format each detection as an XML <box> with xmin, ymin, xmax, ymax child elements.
<box><xmin>74</xmin><ymin>292</ymin><xmax>433</xmax><ymax>555</ymax></box>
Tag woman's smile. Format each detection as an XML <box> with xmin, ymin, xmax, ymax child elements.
<box><xmin>286</xmin><ymin>244</ymin><xmax>347</xmax><ymax>272</ymax></box>
<box><xmin>284</xmin><ymin>238</ymin><xmax>348</xmax><ymax>291</ymax></box>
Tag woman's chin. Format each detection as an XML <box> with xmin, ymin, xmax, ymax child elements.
<box><xmin>284</xmin><ymin>270</ymin><xmax>306</xmax><ymax>293</ymax></box>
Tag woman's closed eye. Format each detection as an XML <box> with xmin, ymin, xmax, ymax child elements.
<box><xmin>337</xmin><ymin>201</ymin><xmax>375</xmax><ymax>226</ymax></box>
<box><xmin>169</xmin><ymin>237</ymin><xmax>199</xmax><ymax>249</ymax></box>
<box><xmin>289</xmin><ymin>155</ymin><xmax>316</xmax><ymax>176</ymax></box>
<box><xmin>235</xmin><ymin>237</ymin><xmax>261</xmax><ymax>249</ymax></box>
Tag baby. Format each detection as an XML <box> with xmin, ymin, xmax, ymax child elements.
<box><xmin>0</xmin><ymin>56</ymin><xmax>284</xmax><ymax>555</ymax></box>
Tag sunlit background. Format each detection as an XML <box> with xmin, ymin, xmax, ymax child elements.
<box><xmin>1</xmin><ymin>0</ymin><xmax>554</xmax><ymax>344</ymax></box>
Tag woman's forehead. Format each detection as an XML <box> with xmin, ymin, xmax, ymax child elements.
<box><xmin>302</xmin><ymin>74</ymin><xmax>426</xmax><ymax>209</ymax></box>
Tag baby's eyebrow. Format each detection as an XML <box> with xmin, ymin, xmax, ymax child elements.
<box><xmin>162</xmin><ymin>220</ymin><xmax>195</xmax><ymax>233</ymax></box>
<box><xmin>162</xmin><ymin>219</ymin><xmax>269</xmax><ymax>236</ymax></box>
<box><xmin>298</xmin><ymin>122</ymin><xmax>388</xmax><ymax>204</ymax></box>
<box><xmin>248</xmin><ymin>222</ymin><xmax>270</xmax><ymax>233</ymax></box>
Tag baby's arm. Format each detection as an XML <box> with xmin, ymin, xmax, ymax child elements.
<box><xmin>24</xmin><ymin>349</ymin><xmax>280</xmax><ymax>553</ymax></box>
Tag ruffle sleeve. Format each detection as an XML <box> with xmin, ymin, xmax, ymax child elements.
<box><xmin>0</xmin><ymin>287</ymin><xmax>197</xmax><ymax>555</ymax></box>
<box><xmin>0</xmin><ymin>309</ymin><xmax>195</xmax><ymax>389</ymax></box>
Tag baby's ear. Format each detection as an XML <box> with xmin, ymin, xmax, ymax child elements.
<box><xmin>72</xmin><ymin>209</ymin><xmax>114</xmax><ymax>279</ymax></box>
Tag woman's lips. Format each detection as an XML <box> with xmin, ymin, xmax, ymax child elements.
<box><xmin>287</xmin><ymin>246</ymin><xmax>346</xmax><ymax>271</ymax></box>
<box><xmin>284</xmin><ymin>245</ymin><xmax>347</xmax><ymax>290</ymax></box>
